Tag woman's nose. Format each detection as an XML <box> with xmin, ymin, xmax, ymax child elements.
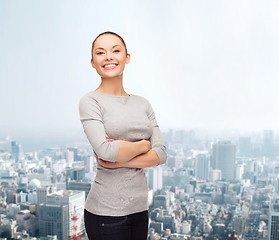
<box><xmin>106</xmin><ymin>52</ymin><xmax>112</xmax><ymax>60</ymax></box>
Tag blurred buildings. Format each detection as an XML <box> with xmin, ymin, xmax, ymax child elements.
<box><xmin>0</xmin><ymin>128</ymin><xmax>279</xmax><ymax>239</ymax></box>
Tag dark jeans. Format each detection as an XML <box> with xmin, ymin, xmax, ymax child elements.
<box><xmin>84</xmin><ymin>209</ymin><xmax>149</xmax><ymax>240</ymax></box>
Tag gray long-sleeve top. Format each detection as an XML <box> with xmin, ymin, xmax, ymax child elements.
<box><xmin>79</xmin><ymin>90</ymin><xmax>167</xmax><ymax>216</ymax></box>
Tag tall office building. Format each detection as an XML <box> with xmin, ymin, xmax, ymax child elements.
<box><xmin>268</xmin><ymin>200</ymin><xmax>279</xmax><ymax>240</ymax></box>
<box><xmin>212</xmin><ymin>141</ymin><xmax>236</xmax><ymax>181</ymax></box>
<box><xmin>148</xmin><ymin>166</ymin><xmax>163</xmax><ymax>191</ymax></box>
<box><xmin>275</xmin><ymin>178</ymin><xmax>279</xmax><ymax>194</ymax></box>
<box><xmin>37</xmin><ymin>187</ymin><xmax>52</xmax><ymax>204</ymax></box>
<box><xmin>84</xmin><ymin>156</ymin><xmax>94</xmax><ymax>173</ymax></box>
<box><xmin>194</xmin><ymin>154</ymin><xmax>210</xmax><ymax>180</ymax></box>
<box><xmin>67</xmin><ymin>147</ymin><xmax>78</xmax><ymax>161</ymax></box>
<box><xmin>263</xmin><ymin>130</ymin><xmax>274</xmax><ymax>158</ymax></box>
<box><xmin>235</xmin><ymin>164</ymin><xmax>244</xmax><ymax>180</ymax></box>
<box><xmin>232</xmin><ymin>215</ymin><xmax>246</xmax><ymax>235</ymax></box>
<box><xmin>38</xmin><ymin>203</ymin><xmax>69</xmax><ymax>240</ymax></box>
<box><xmin>65</xmin><ymin>150</ymin><xmax>74</xmax><ymax>164</ymax></box>
<box><xmin>46</xmin><ymin>190</ymin><xmax>85</xmax><ymax>238</ymax></box>
<box><xmin>11</xmin><ymin>141</ymin><xmax>21</xmax><ymax>162</ymax></box>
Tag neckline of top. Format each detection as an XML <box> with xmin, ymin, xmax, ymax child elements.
<box><xmin>93</xmin><ymin>90</ymin><xmax>132</xmax><ymax>98</ymax></box>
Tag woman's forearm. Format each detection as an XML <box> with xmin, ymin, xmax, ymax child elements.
<box><xmin>115</xmin><ymin>139</ymin><xmax>151</xmax><ymax>163</ymax></box>
<box><xmin>120</xmin><ymin>150</ymin><xmax>159</xmax><ymax>168</ymax></box>
<box><xmin>99</xmin><ymin>150</ymin><xmax>160</xmax><ymax>169</ymax></box>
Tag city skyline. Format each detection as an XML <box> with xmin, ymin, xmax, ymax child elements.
<box><xmin>1</xmin><ymin>0</ymin><xmax>279</xmax><ymax>141</ymax></box>
<box><xmin>1</xmin><ymin>126</ymin><xmax>279</xmax><ymax>239</ymax></box>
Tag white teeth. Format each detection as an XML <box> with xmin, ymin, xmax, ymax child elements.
<box><xmin>104</xmin><ymin>64</ymin><xmax>116</xmax><ymax>68</ymax></box>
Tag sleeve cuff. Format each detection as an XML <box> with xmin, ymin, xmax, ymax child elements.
<box><xmin>152</xmin><ymin>146</ymin><xmax>167</xmax><ymax>165</ymax></box>
<box><xmin>109</xmin><ymin>140</ymin><xmax>119</xmax><ymax>162</ymax></box>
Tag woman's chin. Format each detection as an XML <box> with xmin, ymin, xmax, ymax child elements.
<box><xmin>100</xmin><ymin>72</ymin><xmax>124</xmax><ymax>79</ymax></box>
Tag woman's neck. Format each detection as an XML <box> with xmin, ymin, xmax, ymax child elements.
<box><xmin>96</xmin><ymin>76</ymin><xmax>128</xmax><ymax>96</ymax></box>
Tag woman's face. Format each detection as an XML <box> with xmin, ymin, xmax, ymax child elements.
<box><xmin>91</xmin><ymin>34</ymin><xmax>130</xmax><ymax>79</ymax></box>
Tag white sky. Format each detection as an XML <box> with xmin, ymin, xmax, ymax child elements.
<box><xmin>1</xmin><ymin>0</ymin><xmax>279</xmax><ymax>140</ymax></box>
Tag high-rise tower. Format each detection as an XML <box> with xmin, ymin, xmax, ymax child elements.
<box><xmin>268</xmin><ymin>200</ymin><xmax>279</xmax><ymax>240</ymax></box>
<box><xmin>39</xmin><ymin>190</ymin><xmax>85</xmax><ymax>239</ymax></box>
<box><xmin>212</xmin><ymin>141</ymin><xmax>236</xmax><ymax>181</ymax></box>
<box><xmin>148</xmin><ymin>166</ymin><xmax>163</xmax><ymax>191</ymax></box>
<box><xmin>195</xmin><ymin>153</ymin><xmax>210</xmax><ymax>180</ymax></box>
<box><xmin>11</xmin><ymin>141</ymin><xmax>21</xmax><ymax>162</ymax></box>
<box><xmin>263</xmin><ymin>130</ymin><xmax>274</xmax><ymax>158</ymax></box>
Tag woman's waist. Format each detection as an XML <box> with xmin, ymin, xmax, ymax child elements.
<box><xmin>94</xmin><ymin>167</ymin><xmax>146</xmax><ymax>185</ymax></box>
<box><xmin>90</xmin><ymin>172</ymin><xmax>148</xmax><ymax>206</ymax></box>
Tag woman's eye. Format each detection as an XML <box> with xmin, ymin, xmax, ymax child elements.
<box><xmin>97</xmin><ymin>52</ymin><xmax>104</xmax><ymax>55</ymax></box>
<box><xmin>114</xmin><ymin>50</ymin><xmax>120</xmax><ymax>53</ymax></box>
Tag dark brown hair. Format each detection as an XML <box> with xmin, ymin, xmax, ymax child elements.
<box><xmin>91</xmin><ymin>31</ymin><xmax>128</xmax><ymax>60</ymax></box>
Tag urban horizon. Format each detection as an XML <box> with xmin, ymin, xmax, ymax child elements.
<box><xmin>1</xmin><ymin>127</ymin><xmax>279</xmax><ymax>152</ymax></box>
<box><xmin>0</xmin><ymin>127</ymin><xmax>279</xmax><ymax>239</ymax></box>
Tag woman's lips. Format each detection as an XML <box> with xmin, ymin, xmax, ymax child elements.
<box><xmin>103</xmin><ymin>64</ymin><xmax>118</xmax><ymax>70</ymax></box>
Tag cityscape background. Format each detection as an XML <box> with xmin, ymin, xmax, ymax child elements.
<box><xmin>1</xmin><ymin>129</ymin><xmax>279</xmax><ymax>239</ymax></box>
<box><xmin>1</xmin><ymin>1</ymin><xmax>279</xmax><ymax>240</ymax></box>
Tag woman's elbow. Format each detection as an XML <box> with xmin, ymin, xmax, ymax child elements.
<box><xmin>159</xmin><ymin>149</ymin><xmax>167</xmax><ymax>165</ymax></box>
<box><xmin>153</xmin><ymin>146</ymin><xmax>167</xmax><ymax>166</ymax></box>
<box><xmin>95</xmin><ymin>141</ymin><xmax>119</xmax><ymax>162</ymax></box>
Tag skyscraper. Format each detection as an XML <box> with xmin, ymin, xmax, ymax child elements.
<box><xmin>37</xmin><ymin>187</ymin><xmax>51</xmax><ymax>204</ymax></box>
<box><xmin>195</xmin><ymin>153</ymin><xmax>210</xmax><ymax>180</ymax></box>
<box><xmin>263</xmin><ymin>130</ymin><xmax>274</xmax><ymax>158</ymax></box>
<box><xmin>148</xmin><ymin>166</ymin><xmax>163</xmax><ymax>191</ymax></box>
<box><xmin>46</xmin><ymin>190</ymin><xmax>85</xmax><ymax>238</ymax></box>
<box><xmin>67</xmin><ymin>147</ymin><xmax>78</xmax><ymax>161</ymax></box>
<box><xmin>11</xmin><ymin>141</ymin><xmax>20</xmax><ymax>163</ymax></box>
<box><xmin>84</xmin><ymin>156</ymin><xmax>93</xmax><ymax>173</ymax></box>
<box><xmin>268</xmin><ymin>200</ymin><xmax>279</xmax><ymax>240</ymax></box>
<box><xmin>38</xmin><ymin>203</ymin><xmax>69</xmax><ymax>240</ymax></box>
<box><xmin>212</xmin><ymin>141</ymin><xmax>236</xmax><ymax>181</ymax></box>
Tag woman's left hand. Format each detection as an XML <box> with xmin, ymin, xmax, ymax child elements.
<box><xmin>98</xmin><ymin>159</ymin><xmax>121</xmax><ymax>168</ymax></box>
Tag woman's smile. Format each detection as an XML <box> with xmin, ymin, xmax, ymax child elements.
<box><xmin>103</xmin><ymin>63</ymin><xmax>118</xmax><ymax>70</ymax></box>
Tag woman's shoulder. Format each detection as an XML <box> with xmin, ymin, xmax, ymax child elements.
<box><xmin>79</xmin><ymin>90</ymin><xmax>101</xmax><ymax>102</ymax></box>
<box><xmin>131</xmin><ymin>93</ymin><xmax>150</xmax><ymax>103</ymax></box>
<box><xmin>79</xmin><ymin>91</ymin><xmax>101</xmax><ymax>109</ymax></box>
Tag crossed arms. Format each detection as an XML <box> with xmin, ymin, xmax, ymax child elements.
<box><xmin>79</xmin><ymin>95</ymin><xmax>167</xmax><ymax>169</ymax></box>
<box><xmin>98</xmin><ymin>135</ymin><xmax>160</xmax><ymax>169</ymax></box>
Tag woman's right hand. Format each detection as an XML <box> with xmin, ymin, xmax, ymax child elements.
<box><xmin>141</xmin><ymin>139</ymin><xmax>151</xmax><ymax>153</ymax></box>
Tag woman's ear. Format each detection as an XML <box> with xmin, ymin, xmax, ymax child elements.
<box><xmin>125</xmin><ymin>53</ymin><xmax>131</xmax><ymax>64</ymax></box>
<box><xmin>91</xmin><ymin>58</ymin><xmax>96</xmax><ymax>69</ymax></box>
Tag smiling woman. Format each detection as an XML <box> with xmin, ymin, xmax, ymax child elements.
<box><xmin>91</xmin><ymin>32</ymin><xmax>130</xmax><ymax>80</ymax></box>
<box><xmin>79</xmin><ymin>31</ymin><xmax>167</xmax><ymax>240</ymax></box>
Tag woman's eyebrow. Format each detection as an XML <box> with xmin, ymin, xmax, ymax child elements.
<box><xmin>95</xmin><ymin>45</ymin><xmax>121</xmax><ymax>51</ymax></box>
